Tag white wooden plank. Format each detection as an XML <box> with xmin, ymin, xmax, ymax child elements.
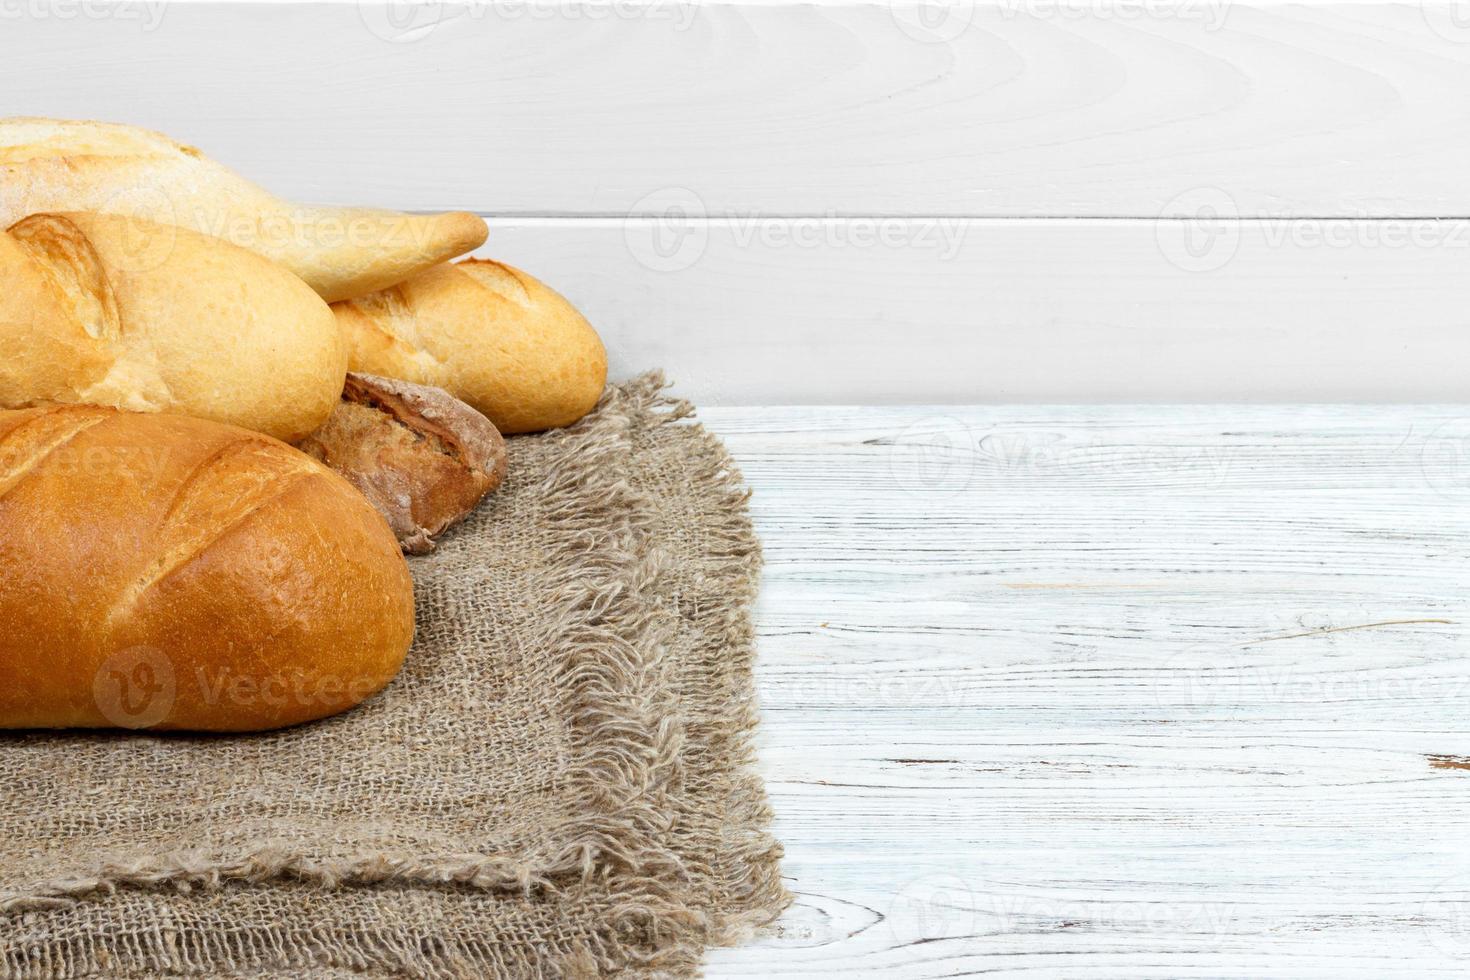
<box><xmin>480</xmin><ymin>217</ymin><xmax>1470</xmax><ymax>404</ymax></box>
<box><xmin>7</xmin><ymin>2</ymin><xmax>1470</xmax><ymax>217</ymax></box>
<box><xmin>694</xmin><ymin>404</ymin><xmax>1470</xmax><ymax>975</ymax></box>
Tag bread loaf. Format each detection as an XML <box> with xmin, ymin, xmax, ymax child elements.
<box><xmin>0</xmin><ymin>405</ymin><xmax>415</xmax><ymax>732</ymax></box>
<box><xmin>0</xmin><ymin>211</ymin><xmax>346</xmax><ymax>443</ymax></box>
<box><xmin>333</xmin><ymin>259</ymin><xmax>607</xmax><ymax>434</ymax></box>
<box><xmin>299</xmin><ymin>373</ymin><xmax>507</xmax><ymax>554</ymax></box>
<box><xmin>0</xmin><ymin>118</ymin><xmax>488</xmax><ymax>303</ymax></box>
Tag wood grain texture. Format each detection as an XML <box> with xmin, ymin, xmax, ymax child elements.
<box><xmin>699</xmin><ymin>403</ymin><xmax>1470</xmax><ymax>976</ymax></box>
<box><xmin>7</xmin><ymin>1</ymin><xmax>1470</xmax><ymax>217</ymax></box>
<box><xmin>10</xmin><ymin>1</ymin><xmax>1470</xmax><ymax>404</ymax></box>
<box><xmin>483</xmin><ymin>216</ymin><xmax>1470</xmax><ymax>404</ymax></box>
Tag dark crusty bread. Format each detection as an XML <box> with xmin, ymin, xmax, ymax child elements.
<box><xmin>0</xmin><ymin>405</ymin><xmax>415</xmax><ymax>731</ymax></box>
<box><xmin>297</xmin><ymin>373</ymin><xmax>507</xmax><ymax>554</ymax></box>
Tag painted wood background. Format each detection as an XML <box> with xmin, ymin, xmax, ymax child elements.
<box><xmin>8</xmin><ymin>3</ymin><xmax>1470</xmax><ymax>974</ymax></box>
<box><xmin>5</xmin><ymin>1</ymin><xmax>1470</xmax><ymax>402</ymax></box>
<box><xmin>702</xmin><ymin>402</ymin><xmax>1470</xmax><ymax>975</ymax></box>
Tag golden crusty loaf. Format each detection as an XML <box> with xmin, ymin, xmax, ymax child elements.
<box><xmin>0</xmin><ymin>118</ymin><xmax>488</xmax><ymax>303</ymax></box>
<box><xmin>333</xmin><ymin>259</ymin><xmax>607</xmax><ymax>434</ymax></box>
<box><xmin>0</xmin><ymin>211</ymin><xmax>346</xmax><ymax>443</ymax></box>
<box><xmin>0</xmin><ymin>405</ymin><xmax>415</xmax><ymax>732</ymax></box>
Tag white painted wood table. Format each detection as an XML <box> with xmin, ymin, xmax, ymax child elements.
<box><xmin>697</xmin><ymin>403</ymin><xmax>1470</xmax><ymax>977</ymax></box>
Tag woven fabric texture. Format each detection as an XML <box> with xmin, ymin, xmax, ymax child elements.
<box><xmin>0</xmin><ymin>374</ymin><xmax>788</xmax><ymax>978</ymax></box>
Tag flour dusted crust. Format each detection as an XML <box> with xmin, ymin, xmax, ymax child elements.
<box><xmin>333</xmin><ymin>259</ymin><xmax>608</xmax><ymax>434</ymax></box>
<box><xmin>0</xmin><ymin>405</ymin><xmax>415</xmax><ymax>732</ymax></box>
<box><xmin>0</xmin><ymin>118</ymin><xmax>487</xmax><ymax>302</ymax></box>
<box><xmin>0</xmin><ymin>211</ymin><xmax>346</xmax><ymax>442</ymax></box>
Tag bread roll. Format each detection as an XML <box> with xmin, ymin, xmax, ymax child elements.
<box><xmin>0</xmin><ymin>405</ymin><xmax>415</xmax><ymax>732</ymax></box>
<box><xmin>0</xmin><ymin>118</ymin><xmax>488</xmax><ymax>303</ymax></box>
<box><xmin>298</xmin><ymin>373</ymin><xmax>507</xmax><ymax>554</ymax></box>
<box><xmin>333</xmin><ymin>259</ymin><xmax>607</xmax><ymax>434</ymax></box>
<box><xmin>0</xmin><ymin>211</ymin><xmax>346</xmax><ymax>443</ymax></box>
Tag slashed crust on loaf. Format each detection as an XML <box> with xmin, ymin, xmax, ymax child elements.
<box><xmin>109</xmin><ymin>438</ymin><xmax>319</xmax><ymax>624</ymax></box>
<box><xmin>0</xmin><ymin>405</ymin><xmax>416</xmax><ymax>731</ymax></box>
<box><xmin>335</xmin><ymin>284</ymin><xmax>450</xmax><ymax>383</ymax></box>
<box><xmin>332</xmin><ymin>259</ymin><xmax>608</xmax><ymax>434</ymax></box>
<box><xmin>0</xmin><ymin>211</ymin><xmax>346</xmax><ymax>442</ymax></box>
<box><xmin>0</xmin><ymin>408</ymin><xmax>111</xmax><ymax>499</ymax></box>
<box><xmin>8</xmin><ymin>213</ymin><xmax>121</xmax><ymax>342</ymax></box>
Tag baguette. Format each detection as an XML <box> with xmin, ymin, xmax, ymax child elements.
<box><xmin>0</xmin><ymin>118</ymin><xmax>488</xmax><ymax>303</ymax></box>
<box><xmin>333</xmin><ymin>259</ymin><xmax>607</xmax><ymax>434</ymax></box>
<box><xmin>0</xmin><ymin>405</ymin><xmax>415</xmax><ymax>732</ymax></box>
<box><xmin>0</xmin><ymin>211</ymin><xmax>346</xmax><ymax>443</ymax></box>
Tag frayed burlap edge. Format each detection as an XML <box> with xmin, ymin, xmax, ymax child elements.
<box><xmin>624</xmin><ymin>382</ymin><xmax>790</xmax><ymax>965</ymax></box>
<box><xmin>0</xmin><ymin>372</ymin><xmax>790</xmax><ymax>977</ymax></box>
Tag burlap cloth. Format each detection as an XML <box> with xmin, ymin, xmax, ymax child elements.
<box><xmin>0</xmin><ymin>373</ymin><xmax>789</xmax><ymax>978</ymax></box>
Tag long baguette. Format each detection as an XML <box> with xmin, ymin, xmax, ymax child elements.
<box><xmin>0</xmin><ymin>211</ymin><xmax>346</xmax><ymax>443</ymax></box>
<box><xmin>333</xmin><ymin>259</ymin><xmax>608</xmax><ymax>434</ymax></box>
<box><xmin>0</xmin><ymin>405</ymin><xmax>415</xmax><ymax>732</ymax></box>
<box><xmin>0</xmin><ymin>118</ymin><xmax>488</xmax><ymax>303</ymax></box>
